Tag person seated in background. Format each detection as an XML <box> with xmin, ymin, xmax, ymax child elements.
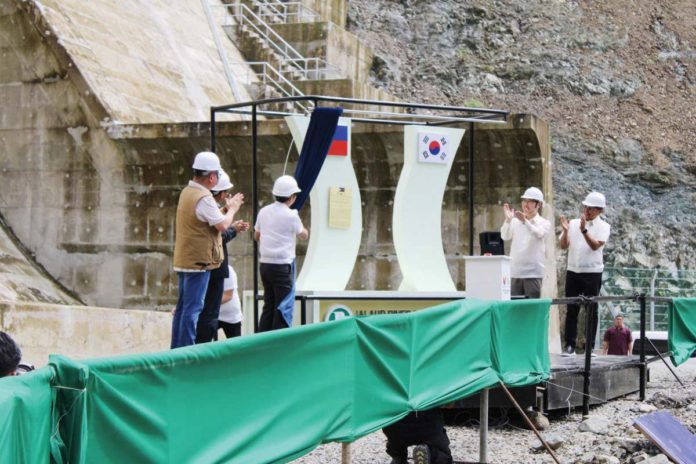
<box><xmin>0</xmin><ymin>331</ymin><xmax>21</xmax><ymax>378</ymax></box>
<box><xmin>602</xmin><ymin>312</ymin><xmax>633</xmax><ymax>356</ymax></box>
<box><xmin>382</xmin><ymin>408</ymin><xmax>453</xmax><ymax>464</ymax></box>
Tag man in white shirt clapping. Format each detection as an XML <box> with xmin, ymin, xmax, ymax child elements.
<box><xmin>559</xmin><ymin>191</ymin><xmax>611</xmax><ymax>356</ymax></box>
<box><xmin>500</xmin><ymin>187</ymin><xmax>551</xmax><ymax>299</ymax></box>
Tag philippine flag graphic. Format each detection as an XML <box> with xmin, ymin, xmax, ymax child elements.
<box><xmin>328</xmin><ymin>125</ymin><xmax>348</xmax><ymax>156</ymax></box>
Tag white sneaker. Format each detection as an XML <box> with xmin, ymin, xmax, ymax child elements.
<box><xmin>561</xmin><ymin>345</ymin><xmax>576</xmax><ymax>356</ymax></box>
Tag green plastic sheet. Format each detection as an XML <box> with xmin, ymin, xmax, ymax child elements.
<box><xmin>48</xmin><ymin>299</ymin><xmax>550</xmax><ymax>464</ymax></box>
<box><xmin>668</xmin><ymin>298</ymin><xmax>696</xmax><ymax>366</ymax></box>
<box><xmin>0</xmin><ymin>367</ymin><xmax>54</xmax><ymax>464</ymax></box>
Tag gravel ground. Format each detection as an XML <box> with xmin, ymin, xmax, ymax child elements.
<box><xmin>293</xmin><ymin>358</ymin><xmax>696</xmax><ymax>463</ymax></box>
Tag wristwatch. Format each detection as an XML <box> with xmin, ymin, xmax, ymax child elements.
<box><xmin>581</xmin><ymin>229</ymin><xmax>588</xmax><ymax>234</ymax></box>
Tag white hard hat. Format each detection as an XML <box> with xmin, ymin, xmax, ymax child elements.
<box><xmin>212</xmin><ymin>170</ymin><xmax>233</xmax><ymax>192</ymax></box>
<box><xmin>521</xmin><ymin>187</ymin><xmax>544</xmax><ymax>203</ymax></box>
<box><xmin>272</xmin><ymin>175</ymin><xmax>301</xmax><ymax>197</ymax></box>
<box><xmin>192</xmin><ymin>151</ymin><xmax>221</xmax><ymax>172</ymax></box>
<box><xmin>582</xmin><ymin>191</ymin><xmax>606</xmax><ymax>208</ymax></box>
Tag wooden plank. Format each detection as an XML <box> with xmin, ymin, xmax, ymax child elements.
<box><xmin>633</xmin><ymin>411</ymin><xmax>696</xmax><ymax>464</ymax></box>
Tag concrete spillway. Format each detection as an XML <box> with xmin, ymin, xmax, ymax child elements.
<box><xmin>0</xmin><ymin>213</ymin><xmax>79</xmax><ymax>305</ymax></box>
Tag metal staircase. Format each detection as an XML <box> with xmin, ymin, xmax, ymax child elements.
<box><xmin>244</xmin><ymin>0</ymin><xmax>320</xmax><ymax>25</ymax></box>
<box><xmin>203</xmin><ymin>0</ymin><xmax>345</xmax><ymax>114</ymax></box>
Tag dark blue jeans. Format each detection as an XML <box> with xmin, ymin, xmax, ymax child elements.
<box><xmin>171</xmin><ymin>271</ymin><xmax>210</xmax><ymax>348</ymax></box>
<box><xmin>195</xmin><ymin>273</ymin><xmax>225</xmax><ymax>344</ymax></box>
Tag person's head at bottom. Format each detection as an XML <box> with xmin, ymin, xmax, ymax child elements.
<box><xmin>0</xmin><ymin>331</ymin><xmax>21</xmax><ymax>378</ymax></box>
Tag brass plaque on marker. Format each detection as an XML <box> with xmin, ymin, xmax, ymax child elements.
<box><xmin>328</xmin><ymin>187</ymin><xmax>352</xmax><ymax>229</ymax></box>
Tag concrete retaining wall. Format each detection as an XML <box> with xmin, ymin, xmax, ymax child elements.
<box><xmin>0</xmin><ymin>301</ymin><xmax>171</xmax><ymax>368</ymax></box>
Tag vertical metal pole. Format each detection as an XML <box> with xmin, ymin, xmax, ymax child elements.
<box><xmin>341</xmin><ymin>443</ymin><xmax>351</xmax><ymax>464</ymax></box>
<box><xmin>468</xmin><ymin>122</ymin><xmax>475</xmax><ymax>256</ymax></box>
<box><xmin>582</xmin><ymin>298</ymin><xmax>592</xmax><ymax>416</ymax></box>
<box><xmin>210</xmin><ymin>108</ymin><xmax>216</xmax><ymax>152</ymax></box>
<box><xmin>252</xmin><ymin>104</ymin><xmax>259</xmax><ymax>333</ymax></box>
<box><xmin>649</xmin><ymin>270</ymin><xmax>657</xmax><ymax>331</ymax></box>
<box><xmin>639</xmin><ymin>293</ymin><xmax>647</xmax><ymax>401</ymax></box>
<box><xmin>301</xmin><ymin>296</ymin><xmax>307</xmax><ymax>325</ymax></box>
<box><xmin>479</xmin><ymin>389</ymin><xmax>489</xmax><ymax>463</ymax></box>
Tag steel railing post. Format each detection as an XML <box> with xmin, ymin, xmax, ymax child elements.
<box><xmin>639</xmin><ymin>293</ymin><xmax>647</xmax><ymax>401</ymax></box>
<box><xmin>582</xmin><ymin>296</ymin><xmax>592</xmax><ymax>416</ymax></box>
<box><xmin>479</xmin><ymin>389</ymin><xmax>489</xmax><ymax>463</ymax></box>
<box><xmin>252</xmin><ymin>104</ymin><xmax>259</xmax><ymax>333</ymax></box>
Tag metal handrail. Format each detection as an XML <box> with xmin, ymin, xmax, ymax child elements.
<box><xmin>257</xmin><ymin>0</ymin><xmax>319</xmax><ymax>23</ymax></box>
<box><xmin>204</xmin><ymin>3</ymin><xmax>309</xmax><ymax>113</ymax></box>
<box><xmin>223</xmin><ymin>2</ymin><xmax>340</xmax><ymax>80</ymax></box>
<box><xmin>250</xmin><ymin>62</ymin><xmax>311</xmax><ymax>113</ymax></box>
<box><xmin>604</xmin><ymin>266</ymin><xmax>696</xmax><ymax>276</ymax></box>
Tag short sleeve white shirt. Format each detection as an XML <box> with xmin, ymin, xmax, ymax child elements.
<box><xmin>500</xmin><ymin>214</ymin><xmax>551</xmax><ymax>278</ymax></box>
<box><xmin>254</xmin><ymin>202</ymin><xmax>304</xmax><ymax>264</ymax></box>
<box><xmin>189</xmin><ymin>181</ymin><xmax>225</xmax><ymax>226</ymax></box>
<box><xmin>566</xmin><ymin>217</ymin><xmax>611</xmax><ymax>273</ymax></box>
<box><xmin>219</xmin><ymin>266</ymin><xmax>242</xmax><ymax>324</ymax></box>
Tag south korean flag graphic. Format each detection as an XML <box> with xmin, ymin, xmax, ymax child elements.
<box><xmin>418</xmin><ymin>132</ymin><xmax>450</xmax><ymax>164</ymax></box>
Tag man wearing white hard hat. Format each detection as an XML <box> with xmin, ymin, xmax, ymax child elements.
<box><xmin>500</xmin><ymin>187</ymin><xmax>552</xmax><ymax>298</ymax></box>
<box><xmin>171</xmin><ymin>152</ymin><xmax>244</xmax><ymax>348</ymax></box>
<box><xmin>254</xmin><ymin>175</ymin><xmax>309</xmax><ymax>331</ymax></box>
<box><xmin>559</xmin><ymin>191</ymin><xmax>611</xmax><ymax>356</ymax></box>
<box><xmin>195</xmin><ymin>170</ymin><xmax>249</xmax><ymax>343</ymax></box>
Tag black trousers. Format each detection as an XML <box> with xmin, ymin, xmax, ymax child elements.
<box><xmin>383</xmin><ymin>410</ymin><xmax>453</xmax><ymax>464</ymax></box>
<box><xmin>564</xmin><ymin>271</ymin><xmax>603</xmax><ymax>350</ymax></box>
<box><xmin>219</xmin><ymin>321</ymin><xmax>241</xmax><ymax>339</ymax></box>
<box><xmin>195</xmin><ymin>273</ymin><xmax>225</xmax><ymax>344</ymax></box>
<box><xmin>258</xmin><ymin>263</ymin><xmax>292</xmax><ymax>332</ymax></box>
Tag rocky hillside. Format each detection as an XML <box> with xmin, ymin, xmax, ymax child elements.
<box><xmin>347</xmin><ymin>0</ymin><xmax>696</xmax><ymax>274</ymax></box>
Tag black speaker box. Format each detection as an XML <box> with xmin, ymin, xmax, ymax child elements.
<box><xmin>479</xmin><ymin>231</ymin><xmax>504</xmax><ymax>255</ymax></box>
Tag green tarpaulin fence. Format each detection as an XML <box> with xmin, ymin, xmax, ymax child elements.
<box><xmin>3</xmin><ymin>299</ymin><xmax>551</xmax><ymax>463</ymax></box>
<box><xmin>5</xmin><ymin>297</ymin><xmax>696</xmax><ymax>463</ymax></box>
<box><xmin>0</xmin><ymin>367</ymin><xmax>53</xmax><ymax>464</ymax></box>
<box><xmin>668</xmin><ymin>298</ymin><xmax>696</xmax><ymax>366</ymax></box>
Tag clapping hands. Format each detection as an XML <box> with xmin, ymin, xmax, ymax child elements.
<box><xmin>504</xmin><ymin>203</ymin><xmax>526</xmax><ymax>222</ymax></box>
<box><xmin>560</xmin><ymin>215</ymin><xmax>569</xmax><ymax>232</ymax></box>
<box><xmin>225</xmin><ymin>192</ymin><xmax>244</xmax><ymax>214</ymax></box>
<box><xmin>233</xmin><ymin>219</ymin><xmax>250</xmax><ymax>233</ymax></box>
<box><xmin>503</xmin><ymin>203</ymin><xmax>514</xmax><ymax>222</ymax></box>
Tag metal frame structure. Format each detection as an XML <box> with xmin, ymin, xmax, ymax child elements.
<box><xmin>211</xmin><ymin>95</ymin><xmax>510</xmax><ymax>331</ymax></box>
<box><xmin>210</xmin><ymin>97</ymin><xmax>686</xmax><ymax>464</ymax></box>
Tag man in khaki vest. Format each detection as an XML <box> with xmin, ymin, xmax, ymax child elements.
<box><xmin>171</xmin><ymin>152</ymin><xmax>243</xmax><ymax>348</ymax></box>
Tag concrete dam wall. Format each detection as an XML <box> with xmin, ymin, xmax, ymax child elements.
<box><xmin>0</xmin><ymin>0</ymin><xmax>555</xmax><ymax>361</ymax></box>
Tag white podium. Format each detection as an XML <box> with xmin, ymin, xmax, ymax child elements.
<box><xmin>463</xmin><ymin>256</ymin><xmax>511</xmax><ymax>300</ymax></box>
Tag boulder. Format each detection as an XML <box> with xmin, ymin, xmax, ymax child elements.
<box><xmin>579</xmin><ymin>417</ymin><xmax>610</xmax><ymax>435</ymax></box>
